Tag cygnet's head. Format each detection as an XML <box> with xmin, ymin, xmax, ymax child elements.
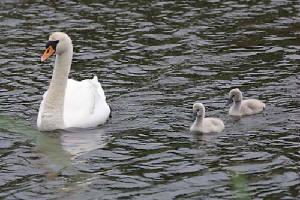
<box><xmin>226</xmin><ymin>88</ymin><xmax>242</xmax><ymax>106</ymax></box>
<box><xmin>41</xmin><ymin>32</ymin><xmax>72</xmax><ymax>61</ymax></box>
<box><xmin>193</xmin><ymin>103</ymin><xmax>205</xmax><ymax>119</ymax></box>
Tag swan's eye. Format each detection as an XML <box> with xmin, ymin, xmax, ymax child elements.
<box><xmin>45</xmin><ymin>40</ymin><xmax>59</xmax><ymax>51</ymax></box>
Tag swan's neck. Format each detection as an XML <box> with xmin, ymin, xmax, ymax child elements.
<box><xmin>232</xmin><ymin>101</ymin><xmax>241</xmax><ymax>111</ymax></box>
<box><xmin>195</xmin><ymin>115</ymin><xmax>204</xmax><ymax>126</ymax></box>
<box><xmin>42</xmin><ymin>49</ymin><xmax>72</xmax><ymax>129</ymax></box>
<box><xmin>49</xmin><ymin>51</ymin><xmax>72</xmax><ymax>96</ymax></box>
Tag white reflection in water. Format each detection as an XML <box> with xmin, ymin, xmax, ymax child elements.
<box><xmin>59</xmin><ymin>128</ymin><xmax>109</xmax><ymax>158</ymax></box>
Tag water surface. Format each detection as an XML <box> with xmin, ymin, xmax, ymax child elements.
<box><xmin>0</xmin><ymin>0</ymin><xmax>299</xmax><ymax>199</ymax></box>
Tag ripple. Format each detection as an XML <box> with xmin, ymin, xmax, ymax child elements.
<box><xmin>0</xmin><ymin>0</ymin><xmax>299</xmax><ymax>199</ymax></box>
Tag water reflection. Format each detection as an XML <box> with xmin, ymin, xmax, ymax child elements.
<box><xmin>191</xmin><ymin>131</ymin><xmax>220</xmax><ymax>148</ymax></box>
<box><xmin>0</xmin><ymin>0</ymin><xmax>299</xmax><ymax>199</ymax></box>
<box><xmin>59</xmin><ymin>128</ymin><xmax>111</xmax><ymax>158</ymax></box>
<box><xmin>0</xmin><ymin>114</ymin><xmax>110</xmax><ymax>173</ymax></box>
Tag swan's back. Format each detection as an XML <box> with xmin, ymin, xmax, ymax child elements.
<box><xmin>229</xmin><ymin>99</ymin><xmax>265</xmax><ymax>116</ymax></box>
<box><xmin>241</xmin><ymin>99</ymin><xmax>265</xmax><ymax>115</ymax></box>
<box><xmin>202</xmin><ymin>117</ymin><xmax>225</xmax><ymax>133</ymax></box>
<box><xmin>190</xmin><ymin>117</ymin><xmax>224</xmax><ymax>133</ymax></box>
<box><xmin>64</xmin><ymin>76</ymin><xmax>110</xmax><ymax>128</ymax></box>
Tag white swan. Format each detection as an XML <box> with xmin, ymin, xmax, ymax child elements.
<box><xmin>190</xmin><ymin>103</ymin><xmax>225</xmax><ymax>133</ymax></box>
<box><xmin>226</xmin><ymin>88</ymin><xmax>265</xmax><ymax>116</ymax></box>
<box><xmin>37</xmin><ymin>32</ymin><xmax>111</xmax><ymax>131</ymax></box>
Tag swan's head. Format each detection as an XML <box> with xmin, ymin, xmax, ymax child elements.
<box><xmin>41</xmin><ymin>32</ymin><xmax>72</xmax><ymax>61</ymax></box>
<box><xmin>226</xmin><ymin>88</ymin><xmax>242</xmax><ymax>105</ymax></box>
<box><xmin>192</xmin><ymin>103</ymin><xmax>205</xmax><ymax>119</ymax></box>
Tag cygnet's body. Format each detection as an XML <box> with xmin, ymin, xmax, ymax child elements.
<box><xmin>190</xmin><ymin>103</ymin><xmax>225</xmax><ymax>133</ymax></box>
<box><xmin>226</xmin><ymin>88</ymin><xmax>265</xmax><ymax>116</ymax></box>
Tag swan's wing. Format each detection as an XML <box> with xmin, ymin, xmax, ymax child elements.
<box><xmin>91</xmin><ymin>76</ymin><xmax>106</xmax><ymax>101</ymax></box>
<box><xmin>37</xmin><ymin>91</ymin><xmax>48</xmax><ymax>128</ymax></box>
<box><xmin>204</xmin><ymin>118</ymin><xmax>224</xmax><ymax>133</ymax></box>
<box><xmin>63</xmin><ymin>77</ymin><xmax>110</xmax><ymax>128</ymax></box>
<box><xmin>242</xmin><ymin>99</ymin><xmax>265</xmax><ymax>114</ymax></box>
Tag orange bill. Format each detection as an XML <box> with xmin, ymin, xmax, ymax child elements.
<box><xmin>41</xmin><ymin>46</ymin><xmax>55</xmax><ymax>61</ymax></box>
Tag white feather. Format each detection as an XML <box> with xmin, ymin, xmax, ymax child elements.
<box><xmin>190</xmin><ymin>103</ymin><xmax>224</xmax><ymax>133</ymax></box>
<box><xmin>37</xmin><ymin>32</ymin><xmax>110</xmax><ymax>131</ymax></box>
<box><xmin>227</xmin><ymin>88</ymin><xmax>265</xmax><ymax>116</ymax></box>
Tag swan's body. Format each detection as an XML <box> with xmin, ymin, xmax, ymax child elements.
<box><xmin>190</xmin><ymin>103</ymin><xmax>224</xmax><ymax>133</ymax></box>
<box><xmin>226</xmin><ymin>88</ymin><xmax>265</xmax><ymax>116</ymax></box>
<box><xmin>37</xmin><ymin>32</ymin><xmax>110</xmax><ymax>131</ymax></box>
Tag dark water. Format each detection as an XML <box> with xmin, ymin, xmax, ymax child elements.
<box><xmin>0</xmin><ymin>0</ymin><xmax>299</xmax><ymax>199</ymax></box>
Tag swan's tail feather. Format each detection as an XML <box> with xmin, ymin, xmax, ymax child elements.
<box><xmin>92</xmin><ymin>76</ymin><xmax>98</xmax><ymax>82</ymax></box>
<box><xmin>88</xmin><ymin>76</ymin><xmax>106</xmax><ymax>100</ymax></box>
